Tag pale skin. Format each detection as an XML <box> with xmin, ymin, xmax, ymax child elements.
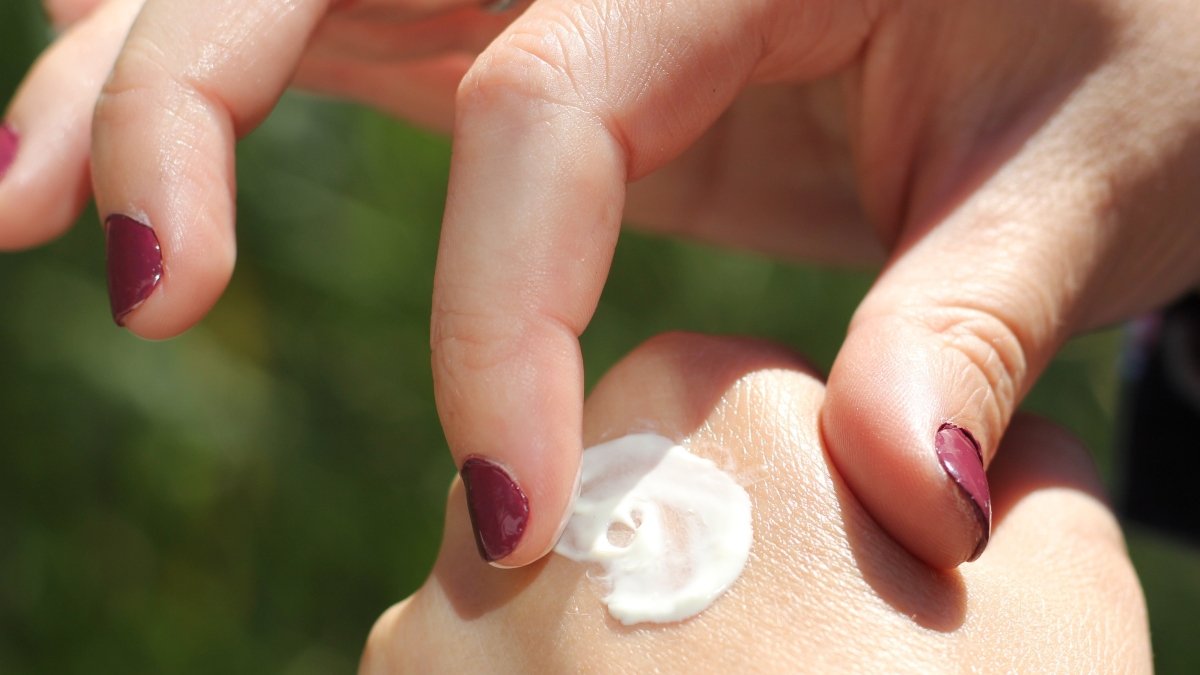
<box><xmin>3</xmin><ymin>0</ymin><xmax>1199</xmax><ymax>568</ymax></box>
<box><xmin>359</xmin><ymin>332</ymin><xmax>1151</xmax><ymax>673</ymax></box>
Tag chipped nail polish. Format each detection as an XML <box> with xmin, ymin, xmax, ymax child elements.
<box><xmin>935</xmin><ymin>423</ymin><xmax>992</xmax><ymax>562</ymax></box>
<box><xmin>0</xmin><ymin>123</ymin><xmax>18</xmax><ymax>181</ymax></box>
<box><xmin>105</xmin><ymin>214</ymin><xmax>163</xmax><ymax>325</ymax></box>
<box><xmin>460</xmin><ymin>457</ymin><xmax>529</xmax><ymax>563</ymax></box>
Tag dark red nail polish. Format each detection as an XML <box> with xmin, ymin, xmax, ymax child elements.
<box><xmin>460</xmin><ymin>457</ymin><xmax>529</xmax><ymax>562</ymax></box>
<box><xmin>0</xmin><ymin>123</ymin><xmax>18</xmax><ymax>181</ymax></box>
<box><xmin>105</xmin><ymin>214</ymin><xmax>163</xmax><ymax>326</ymax></box>
<box><xmin>935</xmin><ymin>423</ymin><xmax>991</xmax><ymax>562</ymax></box>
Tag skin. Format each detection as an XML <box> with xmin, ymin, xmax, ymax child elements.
<box><xmin>359</xmin><ymin>332</ymin><xmax>1151</xmax><ymax>673</ymax></box>
<box><xmin>2</xmin><ymin>0</ymin><xmax>1199</xmax><ymax>567</ymax></box>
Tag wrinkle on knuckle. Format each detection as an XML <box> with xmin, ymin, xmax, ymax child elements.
<box><xmin>95</xmin><ymin>39</ymin><xmax>168</xmax><ymax>117</ymax></box>
<box><xmin>430</xmin><ymin>306</ymin><xmax>527</xmax><ymax>381</ymax></box>
<box><xmin>458</xmin><ymin>17</ymin><xmax>582</xmax><ymax>115</ymax></box>
<box><xmin>455</xmin><ymin>9</ymin><xmax>632</xmax><ymax>166</ymax></box>
<box><xmin>914</xmin><ymin>305</ymin><xmax>1030</xmax><ymax>432</ymax></box>
<box><xmin>96</xmin><ymin>36</ymin><xmax>225</xmax><ymax>134</ymax></box>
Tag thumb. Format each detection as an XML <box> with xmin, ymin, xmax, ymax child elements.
<box><xmin>821</xmin><ymin>161</ymin><xmax>1102</xmax><ymax>568</ymax></box>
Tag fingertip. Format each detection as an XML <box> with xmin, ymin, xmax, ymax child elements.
<box><xmin>460</xmin><ymin>456</ymin><xmax>532</xmax><ymax>564</ymax></box>
<box><xmin>0</xmin><ymin>124</ymin><xmax>18</xmax><ymax>182</ymax></box>
<box><xmin>0</xmin><ymin>116</ymin><xmax>92</xmax><ymax>251</ymax></box>
<box><xmin>934</xmin><ymin>423</ymin><xmax>991</xmax><ymax>562</ymax></box>
<box><xmin>91</xmin><ymin>78</ymin><xmax>238</xmax><ymax>339</ymax></box>
<box><xmin>455</xmin><ymin>445</ymin><xmax>581</xmax><ymax>569</ymax></box>
<box><xmin>822</xmin><ymin>317</ymin><xmax>997</xmax><ymax>569</ymax></box>
<box><xmin>103</xmin><ymin>207</ymin><xmax>236</xmax><ymax>340</ymax></box>
<box><xmin>112</xmin><ymin>247</ymin><xmax>236</xmax><ymax>338</ymax></box>
<box><xmin>0</xmin><ymin>122</ymin><xmax>51</xmax><ymax>251</ymax></box>
<box><xmin>87</xmin><ymin>0</ymin><xmax>331</xmax><ymax>339</ymax></box>
<box><xmin>0</xmin><ymin>0</ymin><xmax>146</xmax><ymax>251</ymax></box>
<box><xmin>432</xmin><ymin>320</ymin><xmax>585</xmax><ymax>569</ymax></box>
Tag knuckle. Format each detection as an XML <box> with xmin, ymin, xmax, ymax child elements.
<box><xmin>456</xmin><ymin>7</ymin><xmax>624</xmax><ymax>139</ymax></box>
<box><xmin>94</xmin><ymin>44</ymin><xmax>159</xmax><ymax>124</ymax></box>
<box><xmin>95</xmin><ymin>34</ymin><xmax>236</xmax><ymax>134</ymax></box>
<box><xmin>914</xmin><ymin>305</ymin><xmax>1030</xmax><ymax>434</ymax></box>
<box><xmin>95</xmin><ymin>38</ymin><xmax>188</xmax><ymax>128</ymax></box>
<box><xmin>457</xmin><ymin>17</ymin><xmax>582</xmax><ymax>115</ymax></box>
<box><xmin>429</xmin><ymin>303</ymin><xmax>531</xmax><ymax>381</ymax></box>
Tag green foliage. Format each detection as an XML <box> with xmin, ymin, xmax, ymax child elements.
<box><xmin>1</xmin><ymin>2</ymin><xmax>1196</xmax><ymax>672</ymax></box>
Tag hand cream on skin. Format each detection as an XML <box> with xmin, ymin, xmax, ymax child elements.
<box><xmin>554</xmin><ymin>433</ymin><xmax>753</xmax><ymax>626</ymax></box>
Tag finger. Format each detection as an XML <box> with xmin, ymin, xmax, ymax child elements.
<box><xmin>0</xmin><ymin>0</ymin><xmax>141</xmax><ymax>250</ymax></box>
<box><xmin>91</xmin><ymin>0</ymin><xmax>488</xmax><ymax>334</ymax></box>
<box><xmin>432</xmin><ymin>0</ymin><xmax>873</xmax><ymax>566</ymax></box>
<box><xmin>821</xmin><ymin>141</ymin><xmax>1119</xmax><ymax>567</ymax></box>
<box><xmin>90</xmin><ymin>0</ymin><xmax>342</xmax><ymax>334</ymax></box>
<box><xmin>408</xmin><ymin>333</ymin><xmax>832</xmax><ymax>672</ymax></box>
<box><xmin>293</xmin><ymin>53</ymin><xmax>469</xmax><ymax>134</ymax></box>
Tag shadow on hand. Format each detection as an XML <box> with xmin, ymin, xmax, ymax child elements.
<box><xmin>432</xmin><ymin>332</ymin><xmax>972</xmax><ymax>632</ymax></box>
<box><xmin>432</xmin><ymin>479</ymin><xmax>564</xmax><ymax>621</ymax></box>
<box><xmin>428</xmin><ymin>334</ymin><xmax>1114</xmax><ymax>639</ymax></box>
<box><xmin>831</xmin><ymin>474</ymin><xmax>969</xmax><ymax>632</ymax></box>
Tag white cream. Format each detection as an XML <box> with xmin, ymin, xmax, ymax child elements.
<box><xmin>554</xmin><ymin>433</ymin><xmax>753</xmax><ymax>626</ymax></box>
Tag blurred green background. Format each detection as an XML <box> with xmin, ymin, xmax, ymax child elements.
<box><xmin>1</xmin><ymin>3</ymin><xmax>1197</xmax><ymax>672</ymax></box>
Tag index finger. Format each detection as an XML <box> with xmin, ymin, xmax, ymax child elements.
<box><xmin>430</xmin><ymin>0</ymin><xmax>744</xmax><ymax>567</ymax></box>
<box><xmin>430</xmin><ymin>0</ymin><xmax>869</xmax><ymax>565</ymax></box>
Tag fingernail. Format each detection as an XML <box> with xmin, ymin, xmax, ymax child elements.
<box><xmin>105</xmin><ymin>214</ymin><xmax>163</xmax><ymax>326</ymax></box>
<box><xmin>460</xmin><ymin>457</ymin><xmax>529</xmax><ymax>563</ymax></box>
<box><xmin>0</xmin><ymin>123</ymin><xmax>18</xmax><ymax>181</ymax></box>
<box><xmin>935</xmin><ymin>423</ymin><xmax>992</xmax><ymax>562</ymax></box>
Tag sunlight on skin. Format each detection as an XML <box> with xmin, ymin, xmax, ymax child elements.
<box><xmin>360</xmin><ymin>334</ymin><xmax>1150</xmax><ymax>673</ymax></box>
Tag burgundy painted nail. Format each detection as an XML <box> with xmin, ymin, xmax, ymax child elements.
<box><xmin>460</xmin><ymin>457</ymin><xmax>529</xmax><ymax>563</ymax></box>
<box><xmin>105</xmin><ymin>214</ymin><xmax>163</xmax><ymax>326</ymax></box>
<box><xmin>0</xmin><ymin>123</ymin><xmax>18</xmax><ymax>181</ymax></box>
<box><xmin>935</xmin><ymin>423</ymin><xmax>992</xmax><ymax>562</ymax></box>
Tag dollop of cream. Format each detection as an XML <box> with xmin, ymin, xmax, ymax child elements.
<box><xmin>554</xmin><ymin>433</ymin><xmax>753</xmax><ymax>625</ymax></box>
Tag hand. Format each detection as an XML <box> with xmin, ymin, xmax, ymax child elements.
<box><xmin>0</xmin><ymin>0</ymin><xmax>506</xmax><ymax>254</ymax></box>
<box><xmin>4</xmin><ymin>0</ymin><xmax>1199</xmax><ymax>568</ymax></box>
<box><xmin>359</xmin><ymin>332</ymin><xmax>1150</xmax><ymax>673</ymax></box>
<box><xmin>425</xmin><ymin>0</ymin><xmax>1200</xmax><ymax>569</ymax></box>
